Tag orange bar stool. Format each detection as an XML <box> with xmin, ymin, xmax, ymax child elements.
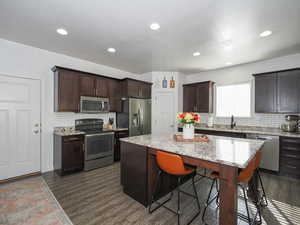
<box><xmin>148</xmin><ymin>151</ymin><xmax>201</xmax><ymax>225</ymax></box>
<box><xmin>202</xmin><ymin>152</ymin><xmax>262</xmax><ymax>225</ymax></box>
<box><xmin>255</xmin><ymin>151</ymin><xmax>268</xmax><ymax>206</ymax></box>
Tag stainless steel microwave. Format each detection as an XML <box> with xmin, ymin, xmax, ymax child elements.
<box><xmin>80</xmin><ymin>96</ymin><xmax>110</xmax><ymax>113</ymax></box>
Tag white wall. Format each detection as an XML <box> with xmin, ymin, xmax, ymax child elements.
<box><xmin>185</xmin><ymin>53</ymin><xmax>300</xmax><ymax>127</ymax></box>
<box><xmin>149</xmin><ymin>71</ymin><xmax>185</xmax><ymax>134</ymax></box>
<box><xmin>0</xmin><ymin>38</ymin><xmax>144</xmax><ymax>173</ymax></box>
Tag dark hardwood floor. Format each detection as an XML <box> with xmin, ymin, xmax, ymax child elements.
<box><xmin>43</xmin><ymin>163</ymin><xmax>300</xmax><ymax>225</ymax></box>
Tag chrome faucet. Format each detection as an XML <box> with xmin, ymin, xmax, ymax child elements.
<box><xmin>231</xmin><ymin>115</ymin><xmax>236</xmax><ymax>129</ymax></box>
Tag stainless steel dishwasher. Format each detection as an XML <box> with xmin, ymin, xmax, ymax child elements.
<box><xmin>246</xmin><ymin>134</ymin><xmax>280</xmax><ymax>171</ymax></box>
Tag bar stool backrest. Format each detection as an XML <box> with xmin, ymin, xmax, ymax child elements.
<box><xmin>156</xmin><ymin>151</ymin><xmax>189</xmax><ymax>176</ymax></box>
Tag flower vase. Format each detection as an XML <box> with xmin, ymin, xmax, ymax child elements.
<box><xmin>183</xmin><ymin>124</ymin><xmax>195</xmax><ymax>139</ymax></box>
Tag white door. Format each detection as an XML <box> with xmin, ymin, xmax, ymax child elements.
<box><xmin>152</xmin><ymin>92</ymin><xmax>175</xmax><ymax>134</ymax></box>
<box><xmin>0</xmin><ymin>75</ymin><xmax>41</xmax><ymax>180</ymax></box>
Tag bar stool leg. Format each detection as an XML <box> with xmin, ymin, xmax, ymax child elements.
<box><xmin>241</xmin><ymin>185</ymin><xmax>252</xmax><ymax>225</ymax></box>
<box><xmin>202</xmin><ymin>179</ymin><xmax>216</xmax><ymax>222</ymax></box>
<box><xmin>191</xmin><ymin>176</ymin><xmax>201</xmax><ymax>211</ymax></box>
<box><xmin>149</xmin><ymin>170</ymin><xmax>162</xmax><ymax>213</ymax></box>
<box><xmin>177</xmin><ymin>177</ymin><xmax>181</xmax><ymax>225</ymax></box>
<box><xmin>257</xmin><ymin>170</ymin><xmax>268</xmax><ymax>206</ymax></box>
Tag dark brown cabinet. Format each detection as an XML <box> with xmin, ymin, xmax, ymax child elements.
<box><xmin>122</xmin><ymin>78</ymin><xmax>152</xmax><ymax>99</ymax></box>
<box><xmin>280</xmin><ymin>137</ymin><xmax>300</xmax><ymax>179</ymax></box>
<box><xmin>95</xmin><ymin>77</ymin><xmax>109</xmax><ymax>97</ymax></box>
<box><xmin>79</xmin><ymin>75</ymin><xmax>95</xmax><ymax>97</ymax></box>
<box><xmin>183</xmin><ymin>84</ymin><xmax>197</xmax><ymax>112</ymax></box>
<box><xmin>53</xmin><ymin>134</ymin><xmax>84</xmax><ymax>175</ymax></box>
<box><xmin>178</xmin><ymin>127</ymin><xmax>246</xmax><ymax>138</ymax></box>
<box><xmin>108</xmin><ymin>79</ymin><xmax>122</xmax><ymax>112</ymax></box>
<box><xmin>183</xmin><ymin>81</ymin><xmax>214</xmax><ymax>113</ymax></box>
<box><xmin>114</xmin><ymin>130</ymin><xmax>129</xmax><ymax>161</ymax></box>
<box><xmin>277</xmin><ymin>70</ymin><xmax>300</xmax><ymax>113</ymax></box>
<box><xmin>53</xmin><ymin>66</ymin><xmax>151</xmax><ymax>113</ymax></box>
<box><xmin>254</xmin><ymin>68</ymin><xmax>300</xmax><ymax>113</ymax></box>
<box><xmin>54</xmin><ymin>68</ymin><xmax>80</xmax><ymax>112</ymax></box>
<box><xmin>254</xmin><ymin>73</ymin><xmax>277</xmax><ymax>113</ymax></box>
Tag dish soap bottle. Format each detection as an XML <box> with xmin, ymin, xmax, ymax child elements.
<box><xmin>162</xmin><ymin>76</ymin><xmax>167</xmax><ymax>88</ymax></box>
<box><xmin>170</xmin><ymin>76</ymin><xmax>175</xmax><ymax>88</ymax></box>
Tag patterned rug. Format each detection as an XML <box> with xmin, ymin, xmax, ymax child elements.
<box><xmin>0</xmin><ymin>176</ymin><xmax>73</xmax><ymax>225</ymax></box>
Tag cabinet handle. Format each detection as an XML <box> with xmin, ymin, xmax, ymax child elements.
<box><xmin>82</xmin><ymin>143</ymin><xmax>85</xmax><ymax>152</ymax></box>
<box><xmin>284</xmin><ymin>154</ymin><xmax>298</xmax><ymax>159</ymax></box>
<box><xmin>66</xmin><ymin>137</ymin><xmax>81</xmax><ymax>141</ymax></box>
<box><xmin>285</xmin><ymin>165</ymin><xmax>297</xmax><ymax>169</ymax></box>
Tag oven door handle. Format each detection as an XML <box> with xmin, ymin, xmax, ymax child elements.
<box><xmin>85</xmin><ymin>132</ymin><xmax>114</xmax><ymax>137</ymax></box>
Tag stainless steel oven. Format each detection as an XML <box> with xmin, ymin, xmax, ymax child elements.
<box><xmin>75</xmin><ymin>118</ymin><xmax>114</xmax><ymax>171</ymax></box>
<box><xmin>80</xmin><ymin>96</ymin><xmax>110</xmax><ymax>113</ymax></box>
<box><xmin>85</xmin><ymin>132</ymin><xmax>114</xmax><ymax>160</ymax></box>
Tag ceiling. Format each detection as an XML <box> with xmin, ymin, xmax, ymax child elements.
<box><xmin>1</xmin><ymin>0</ymin><xmax>300</xmax><ymax>74</ymax></box>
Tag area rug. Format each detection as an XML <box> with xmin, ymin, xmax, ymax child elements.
<box><xmin>0</xmin><ymin>176</ymin><xmax>73</xmax><ymax>225</ymax></box>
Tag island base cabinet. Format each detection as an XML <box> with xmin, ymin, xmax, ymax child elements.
<box><xmin>121</xmin><ymin>142</ymin><xmax>148</xmax><ymax>206</ymax></box>
<box><xmin>120</xmin><ymin>142</ymin><xmax>182</xmax><ymax>207</ymax></box>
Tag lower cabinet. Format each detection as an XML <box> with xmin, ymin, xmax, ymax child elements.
<box><xmin>54</xmin><ymin>134</ymin><xmax>84</xmax><ymax>175</ymax></box>
<box><xmin>178</xmin><ymin>127</ymin><xmax>246</xmax><ymax>138</ymax></box>
<box><xmin>114</xmin><ymin>130</ymin><xmax>129</xmax><ymax>161</ymax></box>
<box><xmin>280</xmin><ymin>137</ymin><xmax>300</xmax><ymax>178</ymax></box>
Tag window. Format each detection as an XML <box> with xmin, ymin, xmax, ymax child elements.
<box><xmin>216</xmin><ymin>82</ymin><xmax>251</xmax><ymax>117</ymax></box>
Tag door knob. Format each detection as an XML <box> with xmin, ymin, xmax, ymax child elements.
<box><xmin>33</xmin><ymin>130</ymin><xmax>39</xmax><ymax>134</ymax></box>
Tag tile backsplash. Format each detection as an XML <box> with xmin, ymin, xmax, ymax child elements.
<box><xmin>52</xmin><ymin>112</ymin><xmax>116</xmax><ymax>128</ymax></box>
<box><xmin>198</xmin><ymin>113</ymin><xmax>300</xmax><ymax>128</ymax></box>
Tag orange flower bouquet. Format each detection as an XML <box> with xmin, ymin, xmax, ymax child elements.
<box><xmin>177</xmin><ymin>112</ymin><xmax>200</xmax><ymax>125</ymax></box>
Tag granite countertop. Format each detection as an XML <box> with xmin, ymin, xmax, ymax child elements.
<box><xmin>179</xmin><ymin>124</ymin><xmax>300</xmax><ymax>138</ymax></box>
<box><xmin>54</xmin><ymin>127</ymin><xmax>128</xmax><ymax>136</ymax></box>
<box><xmin>120</xmin><ymin>133</ymin><xmax>264</xmax><ymax>169</ymax></box>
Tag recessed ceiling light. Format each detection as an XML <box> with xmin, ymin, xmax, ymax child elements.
<box><xmin>226</xmin><ymin>62</ymin><xmax>233</xmax><ymax>65</ymax></box>
<box><xmin>260</xmin><ymin>30</ymin><xmax>272</xmax><ymax>37</ymax></box>
<box><xmin>193</xmin><ymin>52</ymin><xmax>201</xmax><ymax>57</ymax></box>
<box><xmin>150</xmin><ymin>23</ymin><xmax>160</xmax><ymax>31</ymax></box>
<box><xmin>107</xmin><ymin>48</ymin><xmax>116</xmax><ymax>53</ymax></box>
<box><xmin>56</xmin><ymin>28</ymin><xmax>68</xmax><ymax>35</ymax></box>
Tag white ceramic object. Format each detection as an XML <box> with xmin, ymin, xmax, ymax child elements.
<box><xmin>207</xmin><ymin>116</ymin><xmax>214</xmax><ymax>127</ymax></box>
<box><xmin>183</xmin><ymin>124</ymin><xmax>195</xmax><ymax>139</ymax></box>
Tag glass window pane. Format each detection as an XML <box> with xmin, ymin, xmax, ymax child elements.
<box><xmin>216</xmin><ymin>83</ymin><xmax>251</xmax><ymax>117</ymax></box>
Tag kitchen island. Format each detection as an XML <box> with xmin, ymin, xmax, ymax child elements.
<box><xmin>120</xmin><ymin>133</ymin><xmax>264</xmax><ymax>225</ymax></box>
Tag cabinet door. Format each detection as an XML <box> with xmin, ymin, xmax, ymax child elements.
<box><xmin>127</xmin><ymin>80</ymin><xmax>140</xmax><ymax>98</ymax></box>
<box><xmin>196</xmin><ymin>82</ymin><xmax>210</xmax><ymax>112</ymax></box>
<box><xmin>140</xmin><ymin>83</ymin><xmax>151</xmax><ymax>98</ymax></box>
<box><xmin>56</xmin><ymin>70</ymin><xmax>80</xmax><ymax>112</ymax></box>
<box><xmin>183</xmin><ymin>85</ymin><xmax>197</xmax><ymax>112</ymax></box>
<box><xmin>62</xmin><ymin>140</ymin><xmax>84</xmax><ymax>172</ymax></box>
<box><xmin>79</xmin><ymin>75</ymin><xmax>95</xmax><ymax>97</ymax></box>
<box><xmin>277</xmin><ymin>70</ymin><xmax>300</xmax><ymax>113</ymax></box>
<box><xmin>108</xmin><ymin>79</ymin><xmax>122</xmax><ymax>112</ymax></box>
<box><xmin>95</xmin><ymin>77</ymin><xmax>109</xmax><ymax>97</ymax></box>
<box><xmin>255</xmin><ymin>73</ymin><xmax>277</xmax><ymax>113</ymax></box>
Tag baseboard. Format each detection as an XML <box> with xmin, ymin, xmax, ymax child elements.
<box><xmin>0</xmin><ymin>172</ymin><xmax>41</xmax><ymax>184</ymax></box>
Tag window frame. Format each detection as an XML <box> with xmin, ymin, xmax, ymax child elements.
<box><xmin>215</xmin><ymin>81</ymin><xmax>252</xmax><ymax>118</ymax></box>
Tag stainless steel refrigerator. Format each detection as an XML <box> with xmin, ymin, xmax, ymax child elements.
<box><xmin>116</xmin><ymin>98</ymin><xmax>151</xmax><ymax>136</ymax></box>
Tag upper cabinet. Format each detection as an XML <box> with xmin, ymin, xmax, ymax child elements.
<box><xmin>121</xmin><ymin>78</ymin><xmax>152</xmax><ymax>99</ymax></box>
<box><xmin>183</xmin><ymin>81</ymin><xmax>214</xmax><ymax>113</ymax></box>
<box><xmin>254</xmin><ymin>68</ymin><xmax>300</xmax><ymax>113</ymax></box>
<box><xmin>277</xmin><ymin>70</ymin><xmax>300</xmax><ymax>113</ymax></box>
<box><xmin>108</xmin><ymin>79</ymin><xmax>122</xmax><ymax>112</ymax></box>
<box><xmin>52</xmin><ymin>67</ymin><xmax>151</xmax><ymax>113</ymax></box>
<box><xmin>54</xmin><ymin>68</ymin><xmax>80</xmax><ymax>112</ymax></box>
<box><xmin>254</xmin><ymin>73</ymin><xmax>277</xmax><ymax>113</ymax></box>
